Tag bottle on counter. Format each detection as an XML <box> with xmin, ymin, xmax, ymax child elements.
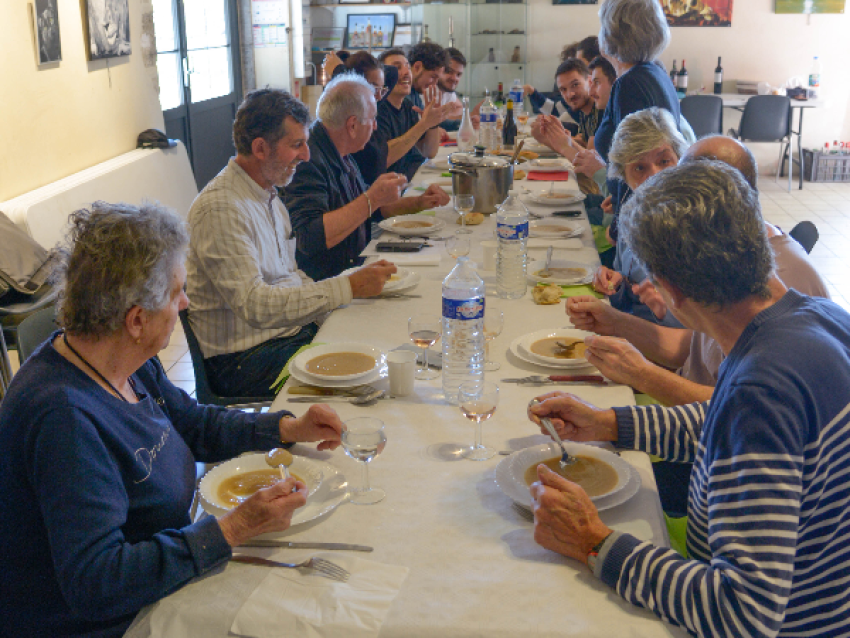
<box><xmin>495</xmin><ymin>190</ymin><xmax>529</xmax><ymax>299</ymax></box>
<box><xmin>502</xmin><ymin>98</ymin><xmax>517</xmax><ymax>148</ymax></box>
<box><xmin>714</xmin><ymin>57</ymin><xmax>723</xmax><ymax>95</ymax></box>
<box><xmin>441</xmin><ymin>256</ymin><xmax>485</xmax><ymax>405</ymax></box>
<box><xmin>670</xmin><ymin>60</ymin><xmax>678</xmax><ymax>86</ymax></box>
<box><xmin>458</xmin><ymin>97</ymin><xmax>476</xmax><ymax>152</ymax></box>
<box><xmin>809</xmin><ymin>56</ymin><xmax>821</xmax><ymax>98</ymax></box>
<box><xmin>677</xmin><ymin>60</ymin><xmax>688</xmax><ymax>95</ymax></box>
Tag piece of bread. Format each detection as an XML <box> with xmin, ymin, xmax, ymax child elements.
<box><xmin>456</xmin><ymin>212</ymin><xmax>485</xmax><ymax>226</ymax></box>
<box><xmin>513</xmin><ymin>169</ymin><xmax>526</xmax><ymax>180</ymax></box>
<box><xmin>532</xmin><ymin>283</ymin><xmax>562</xmax><ymax>305</ymax></box>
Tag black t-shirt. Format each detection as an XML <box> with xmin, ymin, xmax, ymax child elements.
<box><xmin>377</xmin><ymin>99</ymin><xmax>426</xmax><ymax>181</ymax></box>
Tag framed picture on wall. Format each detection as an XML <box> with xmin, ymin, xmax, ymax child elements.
<box><xmin>393</xmin><ymin>24</ymin><xmax>412</xmax><ymax>47</ymax></box>
<box><xmin>345</xmin><ymin>13</ymin><xmax>395</xmax><ymax>49</ymax></box>
<box><xmin>552</xmin><ymin>0</ymin><xmax>597</xmax><ymax>4</ymax></box>
<box><xmin>32</xmin><ymin>0</ymin><xmax>62</xmax><ymax>65</ymax></box>
<box><xmin>775</xmin><ymin>0</ymin><xmax>845</xmax><ymax>12</ymax></box>
<box><xmin>311</xmin><ymin>26</ymin><xmax>346</xmax><ymax>51</ymax></box>
<box><xmin>85</xmin><ymin>0</ymin><xmax>131</xmax><ymax>60</ymax></box>
<box><xmin>661</xmin><ymin>0</ymin><xmax>733</xmax><ymax>25</ymax></box>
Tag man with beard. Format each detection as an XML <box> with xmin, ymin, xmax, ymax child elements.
<box><xmin>424</xmin><ymin>47</ymin><xmax>466</xmax><ymax>132</ymax></box>
<box><xmin>404</xmin><ymin>42</ymin><xmax>447</xmax><ymax>111</ymax></box>
<box><xmin>186</xmin><ymin>89</ymin><xmax>395</xmax><ymax>398</ymax></box>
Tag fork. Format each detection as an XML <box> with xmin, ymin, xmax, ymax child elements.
<box><xmin>230</xmin><ymin>554</ymin><xmax>350</xmax><ymax>582</ymax></box>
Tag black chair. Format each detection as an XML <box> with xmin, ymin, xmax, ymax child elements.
<box><xmin>178</xmin><ymin>309</ymin><xmax>270</xmax><ymax>409</ymax></box>
<box><xmin>0</xmin><ymin>285</ymin><xmax>57</xmax><ymax>350</ymax></box>
<box><xmin>789</xmin><ymin>221</ymin><xmax>819</xmax><ymax>254</ymax></box>
<box><xmin>729</xmin><ymin>95</ymin><xmax>794</xmax><ymax>191</ymax></box>
<box><xmin>16</xmin><ymin>306</ymin><xmax>59</xmax><ymax>364</ymax></box>
<box><xmin>679</xmin><ymin>95</ymin><xmax>723</xmax><ymax>139</ymax></box>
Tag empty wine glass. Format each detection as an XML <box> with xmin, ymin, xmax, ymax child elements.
<box><xmin>483</xmin><ymin>309</ymin><xmax>504</xmax><ymax>371</ymax></box>
<box><xmin>342</xmin><ymin>417</ymin><xmax>387</xmax><ymax>504</ymax></box>
<box><xmin>458</xmin><ymin>380</ymin><xmax>499</xmax><ymax>461</ymax></box>
<box><xmin>454</xmin><ymin>194</ymin><xmax>474</xmax><ymax>235</ymax></box>
<box><xmin>408</xmin><ymin>314</ymin><xmax>441</xmax><ymax>380</ymax></box>
<box><xmin>446</xmin><ymin>235</ymin><xmax>471</xmax><ymax>260</ymax></box>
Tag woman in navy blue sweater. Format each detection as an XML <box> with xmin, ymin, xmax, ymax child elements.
<box><xmin>0</xmin><ymin>202</ymin><xmax>345</xmax><ymax>637</ymax></box>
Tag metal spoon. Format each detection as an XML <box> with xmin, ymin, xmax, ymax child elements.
<box><xmin>529</xmin><ymin>399</ymin><xmax>575</xmax><ymax>468</ymax></box>
<box><xmin>265</xmin><ymin>447</ymin><xmax>294</xmax><ymax>482</ymax></box>
<box><xmin>537</xmin><ymin>245</ymin><xmax>554</xmax><ymax>278</ymax></box>
<box><xmin>555</xmin><ymin>340</ymin><xmax>578</xmax><ymax>353</ymax></box>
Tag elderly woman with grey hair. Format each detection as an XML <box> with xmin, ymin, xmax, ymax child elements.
<box><xmin>528</xmin><ymin>160</ymin><xmax>850</xmax><ymax>637</ymax></box>
<box><xmin>0</xmin><ymin>202</ymin><xmax>345</xmax><ymax>637</ymax></box>
<box><xmin>592</xmin><ymin>0</ymin><xmax>681</xmax><ymax>242</ymax></box>
<box><xmin>592</xmin><ymin>107</ymin><xmax>689</xmax><ymax>325</ymax></box>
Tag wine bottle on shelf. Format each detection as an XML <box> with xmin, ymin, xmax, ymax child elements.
<box><xmin>677</xmin><ymin>59</ymin><xmax>688</xmax><ymax>95</ymax></box>
<box><xmin>495</xmin><ymin>82</ymin><xmax>505</xmax><ymax>107</ymax></box>
<box><xmin>502</xmin><ymin>99</ymin><xmax>517</xmax><ymax>149</ymax></box>
<box><xmin>488</xmin><ymin>47</ymin><xmax>495</xmax><ymax>63</ymax></box>
<box><xmin>670</xmin><ymin>60</ymin><xmax>678</xmax><ymax>86</ymax></box>
<box><xmin>714</xmin><ymin>57</ymin><xmax>723</xmax><ymax>95</ymax></box>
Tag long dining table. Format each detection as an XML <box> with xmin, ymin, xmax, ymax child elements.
<box><xmin>126</xmin><ymin>145</ymin><xmax>689</xmax><ymax>638</ymax></box>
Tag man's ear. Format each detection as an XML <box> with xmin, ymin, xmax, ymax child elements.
<box><xmin>346</xmin><ymin>115</ymin><xmax>359</xmax><ymax>139</ymax></box>
<box><xmin>654</xmin><ymin>276</ymin><xmax>686</xmax><ymax>310</ymax></box>
<box><xmin>251</xmin><ymin>137</ymin><xmax>271</xmax><ymax>161</ymax></box>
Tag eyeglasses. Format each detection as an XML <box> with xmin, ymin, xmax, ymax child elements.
<box><xmin>372</xmin><ymin>85</ymin><xmax>388</xmax><ymax>99</ymax></box>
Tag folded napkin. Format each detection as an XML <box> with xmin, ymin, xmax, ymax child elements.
<box><xmin>230</xmin><ymin>554</ymin><xmax>409</xmax><ymax>638</ymax></box>
<box><xmin>526</xmin><ymin>171</ymin><xmax>570</xmax><ymax>182</ymax></box>
<box><xmin>527</xmin><ymin>238</ymin><xmax>583</xmax><ymax>250</ymax></box>
<box><xmin>271</xmin><ymin>342</ymin><xmax>327</xmax><ymax>393</ymax></box>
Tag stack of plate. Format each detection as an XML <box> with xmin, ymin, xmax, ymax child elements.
<box><xmin>526</xmin><ymin>259</ymin><xmax>593</xmax><ymax>285</ymax></box>
<box><xmin>525</xmin><ymin>189</ymin><xmax>585</xmax><ymax>207</ymax></box>
<box><xmin>289</xmin><ymin>343</ymin><xmax>387</xmax><ymax>388</ymax></box>
<box><xmin>382</xmin><ymin>267</ymin><xmax>422</xmax><ymax>295</ymax></box>
<box><xmin>526</xmin><ymin>157</ymin><xmax>573</xmax><ymax>172</ymax></box>
<box><xmin>378</xmin><ymin>215</ymin><xmax>446</xmax><ymax>237</ymax></box>
<box><xmin>509</xmin><ymin>328</ymin><xmax>593</xmax><ymax>369</ymax></box>
<box><xmin>529</xmin><ymin>219</ymin><xmax>583</xmax><ymax>238</ymax></box>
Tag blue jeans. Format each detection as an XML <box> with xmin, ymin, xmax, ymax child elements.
<box><xmin>205</xmin><ymin>324</ymin><xmax>319</xmax><ymax>399</ymax></box>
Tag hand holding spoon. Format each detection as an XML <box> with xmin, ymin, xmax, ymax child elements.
<box><xmin>266</xmin><ymin>447</ymin><xmax>294</xmax><ymax>483</ymax></box>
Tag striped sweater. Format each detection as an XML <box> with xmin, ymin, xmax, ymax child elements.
<box><xmin>597</xmin><ymin>290</ymin><xmax>850</xmax><ymax>637</ymax></box>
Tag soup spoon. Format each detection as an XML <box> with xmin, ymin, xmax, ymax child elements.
<box><xmin>529</xmin><ymin>398</ymin><xmax>576</xmax><ymax>468</ymax></box>
<box><xmin>265</xmin><ymin>447</ymin><xmax>294</xmax><ymax>481</ymax></box>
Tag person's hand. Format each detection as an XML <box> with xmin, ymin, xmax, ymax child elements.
<box><xmin>366</xmin><ymin>173</ymin><xmax>407</xmax><ymax>208</ymax></box>
<box><xmin>538</xmin><ymin>114</ymin><xmax>571</xmax><ymax>154</ymax></box>
<box><xmin>523</xmin><ymin>84</ymin><xmax>536</xmax><ymax>96</ymax></box>
<box><xmin>280</xmin><ymin>404</ymin><xmax>345</xmax><ymax>451</ymax></box>
<box><xmin>527</xmin><ymin>391</ymin><xmax>618</xmax><ymax>442</ymax></box>
<box><xmin>573</xmin><ymin>149</ymin><xmax>606</xmax><ymax>177</ymax></box>
<box><xmin>218</xmin><ymin>478</ymin><xmax>308</xmax><ymax>547</ymax></box>
<box><xmin>600</xmin><ymin>196</ymin><xmax>613</xmax><ymax>216</ymax></box>
<box><xmin>422</xmin><ymin>84</ymin><xmax>440</xmax><ymax>106</ymax></box>
<box><xmin>583</xmin><ymin>335</ymin><xmax>650</xmax><ymax>388</ymax></box>
<box><xmin>470</xmin><ymin>97</ymin><xmax>484</xmax><ymax>118</ymax></box>
<box><xmin>470</xmin><ymin>113</ymin><xmax>480</xmax><ymax>130</ymax></box>
<box><xmin>444</xmin><ymin>100</ymin><xmax>463</xmax><ymax>120</ymax></box>
<box><xmin>439</xmin><ymin>128</ymin><xmax>451</xmax><ymax>144</ymax></box>
<box><xmin>321</xmin><ymin>52</ymin><xmax>343</xmax><ymax>84</ymax></box>
<box><xmin>412</xmin><ymin>99</ymin><xmax>453</xmax><ymax>128</ymax></box>
<box><xmin>632</xmin><ymin>280</ymin><xmax>667</xmax><ymax>320</ymax></box>
<box><xmin>347</xmin><ymin>259</ymin><xmax>397</xmax><ymax>298</ymax></box>
<box><xmin>592</xmin><ymin>266</ymin><xmax>623</xmax><ymax>296</ymax></box>
<box><xmin>531</xmin><ymin>465</ymin><xmax>612</xmax><ymax>564</ymax></box>
<box><xmin>565</xmin><ymin>296</ymin><xmax>618</xmax><ymax>336</ymax></box>
<box><xmin>417</xmin><ymin>183</ymin><xmax>450</xmax><ymax>209</ymax></box>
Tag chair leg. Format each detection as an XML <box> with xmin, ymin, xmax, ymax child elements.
<box><xmin>787</xmin><ymin>142</ymin><xmax>792</xmax><ymax>192</ymax></box>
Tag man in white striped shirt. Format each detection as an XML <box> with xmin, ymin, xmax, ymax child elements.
<box><xmin>527</xmin><ymin>161</ymin><xmax>850</xmax><ymax>637</ymax></box>
<box><xmin>186</xmin><ymin>89</ymin><xmax>396</xmax><ymax>398</ymax></box>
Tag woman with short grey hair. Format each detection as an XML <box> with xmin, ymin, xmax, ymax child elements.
<box><xmin>598</xmin><ymin>0</ymin><xmax>670</xmax><ymax>66</ymax></box>
<box><xmin>0</xmin><ymin>201</ymin><xmax>345</xmax><ymax>637</ymax></box>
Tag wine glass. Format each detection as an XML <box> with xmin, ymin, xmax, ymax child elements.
<box><xmin>446</xmin><ymin>235</ymin><xmax>471</xmax><ymax>260</ymax></box>
<box><xmin>458</xmin><ymin>381</ymin><xmax>499</xmax><ymax>461</ymax></box>
<box><xmin>454</xmin><ymin>194</ymin><xmax>474</xmax><ymax>235</ymax></box>
<box><xmin>408</xmin><ymin>314</ymin><xmax>441</xmax><ymax>380</ymax></box>
<box><xmin>483</xmin><ymin>309</ymin><xmax>504</xmax><ymax>371</ymax></box>
<box><xmin>342</xmin><ymin>417</ymin><xmax>387</xmax><ymax>505</ymax></box>
<box><xmin>516</xmin><ymin>110</ymin><xmax>530</xmax><ymax>135</ymax></box>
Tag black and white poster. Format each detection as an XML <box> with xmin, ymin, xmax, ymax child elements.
<box><xmin>86</xmin><ymin>0</ymin><xmax>131</xmax><ymax>60</ymax></box>
<box><xmin>33</xmin><ymin>0</ymin><xmax>62</xmax><ymax>65</ymax></box>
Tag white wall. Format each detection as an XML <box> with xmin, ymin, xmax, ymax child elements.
<box><xmin>0</xmin><ymin>0</ymin><xmax>165</xmax><ymax>201</ymax></box>
<box><xmin>525</xmin><ymin>0</ymin><xmax>850</xmax><ymax>172</ymax></box>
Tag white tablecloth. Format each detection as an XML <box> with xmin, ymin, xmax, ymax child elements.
<box><xmin>126</xmin><ymin>147</ymin><xmax>688</xmax><ymax>638</ymax></box>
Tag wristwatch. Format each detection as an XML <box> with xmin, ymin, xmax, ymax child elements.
<box><xmin>587</xmin><ymin>532</ymin><xmax>614</xmax><ymax>572</ymax></box>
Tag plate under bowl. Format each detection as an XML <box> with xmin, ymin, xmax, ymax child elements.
<box><xmin>379</xmin><ymin>215</ymin><xmax>445</xmax><ymax>236</ymax></box>
<box><xmin>292</xmin><ymin>343</ymin><xmax>385</xmax><ymax>382</ymax></box>
<box><xmin>517</xmin><ymin>327</ymin><xmax>591</xmax><ymax>367</ymax></box>
<box><xmin>527</xmin><ymin>259</ymin><xmax>593</xmax><ymax>285</ymax></box>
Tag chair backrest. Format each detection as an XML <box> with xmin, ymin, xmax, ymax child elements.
<box><xmin>178</xmin><ymin>309</ymin><xmax>270</xmax><ymax>407</ymax></box>
<box><xmin>17</xmin><ymin>306</ymin><xmax>58</xmax><ymax>363</ymax></box>
<box><xmin>679</xmin><ymin>95</ymin><xmax>723</xmax><ymax>139</ymax></box>
<box><xmin>737</xmin><ymin>95</ymin><xmax>792</xmax><ymax>142</ymax></box>
<box><xmin>789</xmin><ymin>221</ymin><xmax>819</xmax><ymax>254</ymax></box>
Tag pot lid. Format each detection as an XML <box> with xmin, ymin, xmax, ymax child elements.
<box><xmin>449</xmin><ymin>149</ymin><xmax>511</xmax><ymax>169</ymax></box>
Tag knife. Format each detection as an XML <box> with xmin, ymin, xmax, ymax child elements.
<box><xmin>501</xmin><ymin>375</ymin><xmax>607</xmax><ymax>385</ymax></box>
<box><xmin>239</xmin><ymin>540</ymin><xmax>373</xmax><ymax>552</ymax></box>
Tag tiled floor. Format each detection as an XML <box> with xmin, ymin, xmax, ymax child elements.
<box><xmin>6</xmin><ymin>177</ymin><xmax>850</xmax><ymax>395</ymax></box>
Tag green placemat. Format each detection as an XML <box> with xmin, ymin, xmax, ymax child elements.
<box><xmin>270</xmin><ymin>342</ymin><xmax>326</xmax><ymax>394</ymax></box>
<box><xmin>665</xmin><ymin>514</ymin><xmax>689</xmax><ymax>558</ymax></box>
<box><xmin>533</xmin><ymin>283</ymin><xmax>604</xmax><ymax>299</ymax></box>
<box><xmin>592</xmin><ymin>224</ymin><xmax>613</xmax><ymax>254</ymax></box>
<box><xmin>419</xmin><ymin>210</ymin><xmax>436</xmax><ymax>216</ymax></box>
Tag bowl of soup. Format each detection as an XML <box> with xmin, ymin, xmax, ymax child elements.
<box><xmin>292</xmin><ymin>343</ymin><xmax>385</xmax><ymax>382</ymax></box>
<box><xmin>495</xmin><ymin>443</ymin><xmax>636</xmax><ymax>510</ymax></box>
<box><xmin>517</xmin><ymin>328</ymin><xmax>592</xmax><ymax>367</ymax></box>
<box><xmin>199</xmin><ymin>453</ymin><xmax>324</xmax><ymax>516</ymax></box>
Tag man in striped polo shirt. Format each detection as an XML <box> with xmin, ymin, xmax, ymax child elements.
<box><xmin>527</xmin><ymin>160</ymin><xmax>850</xmax><ymax>637</ymax></box>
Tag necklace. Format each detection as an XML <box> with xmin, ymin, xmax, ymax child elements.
<box><xmin>62</xmin><ymin>332</ymin><xmax>139</xmax><ymax>403</ymax></box>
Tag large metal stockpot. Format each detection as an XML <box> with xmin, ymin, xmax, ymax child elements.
<box><xmin>449</xmin><ymin>147</ymin><xmax>513</xmax><ymax>214</ymax></box>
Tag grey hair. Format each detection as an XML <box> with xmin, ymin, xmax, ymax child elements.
<box><xmin>620</xmin><ymin>160</ymin><xmax>773</xmax><ymax>308</ymax></box>
<box><xmin>317</xmin><ymin>73</ymin><xmax>375</xmax><ymax>129</ymax></box>
<box><xmin>598</xmin><ymin>0</ymin><xmax>670</xmax><ymax>64</ymax></box>
<box><xmin>607</xmin><ymin>107</ymin><xmax>690</xmax><ymax>183</ymax></box>
<box><xmin>680</xmin><ymin>134</ymin><xmax>759</xmax><ymax>190</ymax></box>
<box><xmin>54</xmin><ymin>201</ymin><xmax>189</xmax><ymax>337</ymax></box>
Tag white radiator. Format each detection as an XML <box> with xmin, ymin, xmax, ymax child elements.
<box><xmin>0</xmin><ymin>142</ymin><xmax>199</xmax><ymax>250</ymax></box>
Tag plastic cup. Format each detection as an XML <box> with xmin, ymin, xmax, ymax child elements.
<box><xmin>387</xmin><ymin>350</ymin><xmax>417</xmax><ymax>397</ymax></box>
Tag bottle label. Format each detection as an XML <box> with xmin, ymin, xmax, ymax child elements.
<box><xmin>809</xmin><ymin>73</ymin><xmax>820</xmax><ymax>88</ymax></box>
<box><xmin>679</xmin><ymin>77</ymin><xmax>688</xmax><ymax>89</ymax></box>
<box><xmin>442</xmin><ymin>296</ymin><xmax>485</xmax><ymax>321</ymax></box>
<box><xmin>481</xmin><ymin>112</ymin><xmax>497</xmax><ymax>124</ymax></box>
<box><xmin>497</xmin><ymin>221</ymin><xmax>529</xmax><ymax>240</ymax></box>
<box><xmin>714</xmin><ymin>72</ymin><xmax>722</xmax><ymax>83</ymax></box>
<box><xmin>510</xmin><ymin>89</ymin><xmax>523</xmax><ymax>104</ymax></box>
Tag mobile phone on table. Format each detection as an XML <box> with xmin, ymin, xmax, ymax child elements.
<box><xmin>376</xmin><ymin>241</ymin><xmax>425</xmax><ymax>253</ymax></box>
<box><xmin>553</xmin><ymin>210</ymin><xmax>582</xmax><ymax>218</ymax></box>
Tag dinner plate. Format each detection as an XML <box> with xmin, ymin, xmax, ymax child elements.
<box><xmin>289</xmin><ymin>361</ymin><xmax>388</xmax><ymax>388</ymax></box>
<box><xmin>526</xmin><ymin>158</ymin><xmax>573</xmax><ymax>172</ymax></box>
<box><xmin>422</xmin><ymin>158</ymin><xmax>451</xmax><ymax>171</ymax></box>
<box><xmin>527</xmin><ymin>259</ymin><xmax>593</xmax><ymax>285</ymax></box>
<box><xmin>526</xmin><ymin>190</ymin><xmax>586</xmax><ymax>207</ymax></box>
<box><xmin>339</xmin><ymin>266</ymin><xmax>420</xmax><ymax>294</ymax></box>
<box><xmin>509</xmin><ymin>329</ymin><xmax>593</xmax><ymax>369</ymax></box>
<box><xmin>291</xmin><ymin>343</ymin><xmax>385</xmax><ymax>382</ymax></box>
<box><xmin>199</xmin><ymin>453</ymin><xmax>325</xmax><ymax>516</ymax></box>
<box><xmin>378</xmin><ymin>215</ymin><xmax>446</xmax><ymax>237</ymax></box>
<box><xmin>495</xmin><ymin>443</ymin><xmax>641</xmax><ymax>512</ymax></box>
<box><xmin>528</xmin><ymin>219</ymin><xmax>583</xmax><ymax>239</ymax></box>
<box><xmin>420</xmin><ymin>178</ymin><xmax>453</xmax><ymax>190</ymax></box>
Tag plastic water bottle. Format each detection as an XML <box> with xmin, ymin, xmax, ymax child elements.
<box><xmin>442</xmin><ymin>256</ymin><xmax>485</xmax><ymax>405</ymax></box>
<box><xmin>808</xmin><ymin>56</ymin><xmax>821</xmax><ymax>98</ymax></box>
<box><xmin>480</xmin><ymin>88</ymin><xmax>498</xmax><ymax>153</ymax></box>
<box><xmin>509</xmin><ymin>79</ymin><xmax>524</xmax><ymax>109</ymax></box>
<box><xmin>496</xmin><ymin>190</ymin><xmax>529</xmax><ymax>299</ymax></box>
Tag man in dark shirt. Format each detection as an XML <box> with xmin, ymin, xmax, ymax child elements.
<box><xmin>404</xmin><ymin>41</ymin><xmax>446</xmax><ymax>111</ymax></box>
<box><xmin>285</xmin><ymin>74</ymin><xmax>449</xmax><ymax>280</ymax></box>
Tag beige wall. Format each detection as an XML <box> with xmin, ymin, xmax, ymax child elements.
<box><xmin>526</xmin><ymin>0</ymin><xmax>850</xmax><ymax>172</ymax></box>
<box><xmin>0</xmin><ymin>0</ymin><xmax>165</xmax><ymax>201</ymax></box>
